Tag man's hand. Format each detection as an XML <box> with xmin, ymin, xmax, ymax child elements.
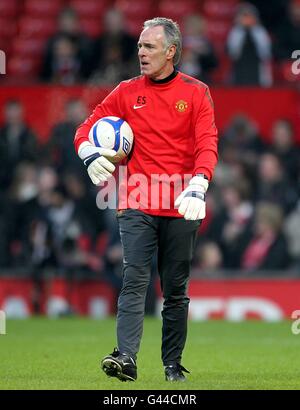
<box><xmin>78</xmin><ymin>142</ymin><xmax>117</xmax><ymax>185</ymax></box>
<box><xmin>175</xmin><ymin>174</ymin><xmax>209</xmax><ymax>220</ymax></box>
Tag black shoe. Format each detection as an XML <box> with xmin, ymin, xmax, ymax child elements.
<box><xmin>165</xmin><ymin>363</ymin><xmax>190</xmax><ymax>382</ymax></box>
<box><xmin>101</xmin><ymin>348</ymin><xmax>137</xmax><ymax>382</ymax></box>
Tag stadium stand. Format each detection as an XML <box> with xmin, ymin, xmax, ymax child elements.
<box><xmin>0</xmin><ymin>0</ymin><xmax>299</xmax><ymax>85</ymax></box>
<box><xmin>0</xmin><ymin>0</ymin><xmax>300</xmax><ymax>317</ymax></box>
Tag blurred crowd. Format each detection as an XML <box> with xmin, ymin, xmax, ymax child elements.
<box><xmin>35</xmin><ymin>0</ymin><xmax>300</xmax><ymax>87</ymax></box>
<box><xmin>0</xmin><ymin>0</ymin><xmax>300</xmax><ymax>292</ymax></box>
<box><xmin>39</xmin><ymin>7</ymin><xmax>138</xmax><ymax>86</ymax></box>
<box><xmin>0</xmin><ymin>98</ymin><xmax>299</xmax><ymax>283</ymax></box>
<box><xmin>195</xmin><ymin>116</ymin><xmax>300</xmax><ymax>273</ymax></box>
<box><xmin>2</xmin><ymin>0</ymin><xmax>299</xmax><ymax>86</ymax></box>
<box><xmin>39</xmin><ymin>0</ymin><xmax>300</xmax><ymax>86</ymax></box>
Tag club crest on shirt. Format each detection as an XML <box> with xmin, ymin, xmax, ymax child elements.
<box><xmin>175</xmin><ymin>100</ymin><xmax>188</xmax><ymax>113</ymax></box>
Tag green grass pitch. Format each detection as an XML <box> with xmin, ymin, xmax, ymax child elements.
<box><xmin>0</xmin><ymin>317</ymin><xmax>299</xmax><ymax>390</ymax></box>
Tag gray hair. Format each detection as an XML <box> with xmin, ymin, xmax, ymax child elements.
<box><xmin>143</xmin><ymin>17</ymin><xmax>182</xmax><ymax>65</ymax></box>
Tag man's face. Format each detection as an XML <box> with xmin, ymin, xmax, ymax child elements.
<box><xmin>5</xmin><ymin>103</ymin><xmax>23</xmax><ymax>125</ymax></box>
<box><xmin>138</xmin><ymin>26</ymin><xmax>175</xmax><ymax>80</ymax></box>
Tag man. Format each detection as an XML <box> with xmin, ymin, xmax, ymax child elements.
<box><xmin>40</xmin><ymin>7</ymin><xmax>93</xmax><ymax>82</ymax></box>
<box><xmin>0</xmin><ymin>99</ymin><xmax>37</xmax><ymax>192</ymax></box>
<box><xmin>74</xmin><ymin>17</ymin><xmax>218</xmax><ymax>382</ymax></box>
<box><xmin>47</xmin><ymin>98</ymin><xmax>88</xmax><ymax>175</ymax></box>
<box><xmin>92</xmin><ymin>8</ymin><xmax>138</xmax><ymax>84</ymax></box>
<box><xmin>226</xmin><ymin>3</ymin><xmax>272</xmax><ymax>86</ymax></box>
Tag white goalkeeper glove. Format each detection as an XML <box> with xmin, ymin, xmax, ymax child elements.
<box><xmin>175</xmin><ymin>174</ymin><xmax>209</xmax><ymax>220</ymax></box>
<box><xmin>78</xmin><ymin>142</ymin><xmax>117</xmax><ymax>185</ymax></box>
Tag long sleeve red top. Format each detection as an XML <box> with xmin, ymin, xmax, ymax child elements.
<box><xmin>74</xmin><ymin>71</ymin><xmax>218</xmax><ymax>217</ymax></box>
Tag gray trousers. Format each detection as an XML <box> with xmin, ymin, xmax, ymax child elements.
<box><xmin>116</xmin><ymin>209</ymin><xmax>200</xmax><ymax>366</ymax></box>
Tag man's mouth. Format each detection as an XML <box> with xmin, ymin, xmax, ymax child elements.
<box><xmin>140</xmin><ymin>62</ymin><xmax>149</xmax><ymax>67</ymax></box>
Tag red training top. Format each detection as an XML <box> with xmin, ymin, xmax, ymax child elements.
<box><xmin>74</xmin><ymin>71</ymin><xmax>218</xmax><ymax>217</ymax></box>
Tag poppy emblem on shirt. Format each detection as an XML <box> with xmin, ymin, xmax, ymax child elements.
<box><xmin>175</xmin><ymin>100</ymin><xmax>188</xmax><ymax>113</ymax></box>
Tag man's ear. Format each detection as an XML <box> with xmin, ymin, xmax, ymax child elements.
<box><xmin>166</xmin><ymin>45</ymin><xmax>176</xmax><ymax>61</ymax></box>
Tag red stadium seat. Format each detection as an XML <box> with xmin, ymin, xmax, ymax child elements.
<box><xmin>80</xmin><ymin>17</ymin><xmax>102</xmax><ymax>38</ymax></box>
<box><xmin>0</xmin><ymin>39</ymin><xmax>11</xmax><ymax>58</ymax></box>
<box><xmin>157</xmin><ymin>0</ymin><xmax>199</xmax><ymax>22</ymax></box>
<box><xmin>24</xmin><ymin>0</ymin><xmax>63</xmax><ymax>17</ymax></box>
<box><xmin>95</xmin><ymin>232</ymin><xmax>109</xmax><ymax>256</ymax></box>
<box><xmin>0</xmin><ymin>0</ymin><xmax>19</xmax><ymax>17</ymax></box>
<box><xmin>202</xmin><ymin>0</ymin><xmax>238</xmax><ymax>19</ymax></box>
<box><xmin>281</xmin><ymin>60</ymin><xmax>300</xmax><ymax>83</ymax></box>
<box><xmin>115</xmin><ymin>0</ymin><xmax>154</xmax><ymax>19</ymax></box>
<box><xmin>125</xmin><ymin>18</ymin><xmax>145</xmax><ymax>37</ymax></box>
<box><xmin>0</xmin><ymin>18</ymin><xmax>17</xmax><ymax>38</ymax></box>
<box><xmin>19</xmin><ymin>17</ymin><xmax>57</xmax><ymax>38</ymax></box>
<box><xmin>8</xmin><ymin>56</ymin><xmax>40</xmax><ymax>77</ymax></box>
<box><xmin>206</xmin><ymin>19</ymin><xmax>232</xmax><ymax>46</ymax></box>
<box><xmin>69</xmin><ymin>0</ymin><xmax>108</xmax><ymax>18</ymax></box>
<box><xmin>11</xmin><ymin>37</ymin><xmax>46</xmax><ymax>58</ymax></box>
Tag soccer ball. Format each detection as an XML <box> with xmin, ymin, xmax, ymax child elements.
<box><xmin>88</xmin><ymin>116</ymin><xmax>134</xmax><ymax>163</ymax></box>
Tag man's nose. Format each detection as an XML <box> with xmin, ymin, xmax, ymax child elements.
<box><xmin>138</xmin><ymin>47</ymin><xmax>145</xmax><ymax>57</ymax></box>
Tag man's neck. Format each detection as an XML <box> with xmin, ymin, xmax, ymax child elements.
<box><xmin>149</xmin><ymin>68</ymin><xmax>177</xmax><ymax>84</ymax></box>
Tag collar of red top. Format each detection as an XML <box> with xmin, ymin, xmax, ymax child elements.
<box><xmin>148</xmin><ymin>69</ymin><xmax>178</xmax><ymax>85</ymax></box>
<box><xmin>145</xmin><ymin>69</ymin><xmax>178</xmax><ymax>87</ymax></box>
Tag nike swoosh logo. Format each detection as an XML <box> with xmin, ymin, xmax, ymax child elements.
<box><xmin>133</xmin><ymin>105</ymin><xmax>146</xmax><ymax>109</ymax></box>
